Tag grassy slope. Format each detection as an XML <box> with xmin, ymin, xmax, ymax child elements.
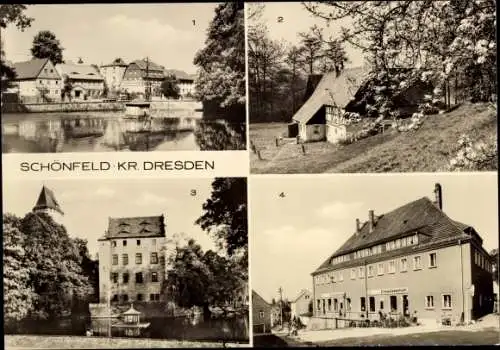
<box><xmin>250</xmin><ymin>103</ymin><xmax>497</xmax><ymax>174</ymax></box>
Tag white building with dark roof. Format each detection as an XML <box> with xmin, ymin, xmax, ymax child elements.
<box><xmin>98</xmin><ymin>215</ymin><xmax>167</xmax><ymax>305</ymax></box>
<box><xmin>56</xmin><ymin>62</ymin><xmax>105</xmax><ymax>100</ymax></box>
<box><xmin>311</xmin><ymin>184</ymin><xmax>494</xmax><ymax>327</ymax></box>
<box><xmin>10</xmin><ymin>58</ymin><xmax>62</xmax><ymax>102</ymax></box>
<box><xmin>120</xmin><ymin>59</ymin><xmax>165</xmax><ymax>97</ymax></box>
<box><xmin>100</xmin><ymin>58</ymin><xmax>128</xmax><ymax>94</ymax></box>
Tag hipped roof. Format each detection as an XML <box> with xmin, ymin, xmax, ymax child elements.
<box><xmin>314</xmin><ymin>197</ymin><xmax>473</xmax><ymax>274</ymax></box>
<box><xmin>33</xmin><ymin>185</ymin><xmax>64</xmax><ymax>215</ymax></box>
<box><xmin>292</xmin><ymin>67</ymin><xmax>367</xmax><ymax>124</ymax></box>
<box><xmin>57</xmin><ymin>63</ymin><xmax>104</xmax><ymax>81</ymax></box>
<box><xmin>101</xmin><ymin>215</ymin><xmax>165</xmax><ymax>240</ymax></box>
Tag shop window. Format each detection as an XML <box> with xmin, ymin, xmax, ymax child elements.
<box><xmin>390</xmin><ymin>296</ymin><xmax>398</xmax><ymax>312</ymax></box>
<box><xmin>426</xmin><ymin>295</ymin><xmax>434</xmax><ymax>308</ymax></box>
<box><xmin>369</xmin><ymin>297</ymin><xmax>375</xmax><ymax>312</ymax></box>
<box><xmin>360</xmin><ymin>297</ymin><xmax>366</xmax><ymax>312</ymax></box>
<box><xmin>429</xmin><ymin>253</ymin><xmax>437</xmax><ymax>268</ymax></box>
<box><xmin>442</xmin><ymin>294</ymin><xmax>452</xmax><ymax>309</ymax></box>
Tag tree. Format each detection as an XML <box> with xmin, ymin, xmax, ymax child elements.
<box><xmin>3</xmin><ymin>216</ymin><xmax>35</xmax><ymax>329</ymax></box>
<box><xmin>298</xmin><ymin>26</ymin><xmax>323</xmax><ymax>75</ymax></box>
<box><xmin>1</xmin><ymin>39</ymin><xmax>16</xmax><ymax>92</ymax></box>
<box><xmin>31</xmin><ymin>30</ymin><xmax>64</xmax><ymax>64</ymax></box>
<box><xmin>62</xmin><ymin>75</ymin><xmax>72</xmax><ymax>101</ymax></box>
<box><xmin>161</xmin><ymin>74</ymin><xmax>180</xmax><ymax>99</ymax></box>
<box><xmin>196</xmin><ymin>178</ymin><xmax>247</xmax><ymax>259</ymax></box>
<box><xmin>0</xmin><ymin>5</ymin><xmax>33</xmax><ymax>30</ymax></box>
<box><xmin>193</xmin><ymin>2</ymin><xmax>245</xmax><ymax>120</ymax></box>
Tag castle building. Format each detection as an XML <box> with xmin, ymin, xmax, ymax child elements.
<box><xmin>32</xmin><ymin>185</ymin><xmax>64</xmax><ymax>224</ymax></box>
<box><xmin>311</xmin><ymin>184</ymin><xmax>494</xmax><ymax>326</ymax></box>
<box><xmin>98</xmin><ymin>215</ymin><xmax>167</xmax><ymax>304</ymax></box>
<box><xmin>100</xmin><ymin>58</ymin><xmax>128</xmax><ymax>94</ymax></box>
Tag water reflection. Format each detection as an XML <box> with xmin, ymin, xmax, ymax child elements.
<box><xmin>2</xmin><ymin>113</ymin><xmax>246</xmax><ymax>153</ymax></box>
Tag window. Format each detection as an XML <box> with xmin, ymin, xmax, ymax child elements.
<box><xmin>151</xmin><ymin>272</ymin><xmax>158</xmax><ymax>282</ymax></box>
<box><xmin>150</xmin><ymin>252</ymin><xmax>158</xmax><ymax>264</ymax></box>
<box><xmin>426</xmin><ymin>295</ymin><xmax>434</xmax><ymax>308</ymax></box>
<box><xmin>137</xmin><ymin>239</ymin><xmax>141</xmax><ymax>246</ymax></box>
<box><xmin>378</xmin><ymin>263</ymin><xmax>384</xmax><ymax>275</ymax></box>
<box><xmin>442</xmin><ymin>294</ymin><xmax>452</xmax><ymax>309</ymax></box>
<box><xmin>112</xmin><ymin>241</ymin><xmax>117</xmax><ymax>247</ymax></box>
<box><xmin>136</xmin><ymin>253</ymin><xmax>142</xmax><ymax>264</ymax></box>
<box><xmin>346</xmin><ymin>298</ymin><xmax>351</xmax><ymax>311</ymax></box>
<box><xmin>360</xmin><ymin>297</ymin><xmax>366</xmax><ymax>312</ymax></box>
<box><xmin>122</xmin><ymin>254</ymin><xmax>128</xmax><ymax>265</ymax></box>
<box><xmin>351</xmin><ymin>269</ymin><xmax>356</xmax><ymax>279</ymax></box>
<box><xmin>137</xmin><ymin>294</ymin><xmax>143</xmax><ymax>301</ymax></box>
<box><xmin>135</xmin><ymin>272</ymin><xmax>143</xmax><ymax>284</ymax></box>
<box><xmin>334</xmin><ymin>298</ymin><xmax>338</xmax><ymax>311</ymax></box>
<box><xmin>429</xmin><ymin>253</ymin><xmax>437</xmax><ymax>268</ymax></box>
<box><xmin>414</xmin><ymin>256</ymin><xmax>422</xmax><ymax>270</ymax></box>
<box><xmin>401</xmin><ymin>258</ymin><xmax>408</xmax><ymax>272</ymax></box>
<box><xmin>369</xmin><ymin>297</ymin><xmax>375</xmax><ymax>312</ymax></box>
<box><xmin>390</xmin><ymin>296</ymin><xmax>398</xmax><ymax>311</ymax></box>
<box><xmin>123</xmin><ymin>273</ymin><xmax>129</xmax><ymax>284</ymax></box>
<box><xmin>368</xmin><ymin>265</ymin><xmax>375</xmax><ymax>277</ymax></box>
<box><xmin>380</xmin><ymin>300</ymin><xmax>384</xmax><ymax>310</ymax></box>
<box><xmin>122</xmin><ymin>294</ymin><xmax>128</xmax><ymax>302</ymax></box>
<box><xmin>150</xmin><ymin>293</ymin><xmax>160</xmax><ymax>301</ymax></box>
<box><xmin>259</xmin><ymin>311</ymin><xmax>264</xmax><ymax>318</ymax></box>
<box><xmin>112</xmin><ymin>254</ymin><xmax>118</xmax><ymax>265</ymax></box>
<box><xmin>338</xmin><ymin>271</ymin><xmax>344</xmax><ymax>281</ymax></box>
<box><xmin>123</xmin><ymin>240</ymin><xmax>127</xmax><ymax>246</ymax></box>
<box><xmin>328</xmin><ymin>299</ymin><xmax>332</xmax><ymax>311</ymax></box>
<box><xmin>317</xmin><ymin>300</ymin><xmax>321</xmax><ymax>310</ymax></box>
<box><xmin>359</xmin><ymin>267</ymin><xmax>365</xmax><ymax>278</ymax></box>
<box><xmin>111</xmin><ymin>272</ymin><xmax>118</xmax><ymax>283</ymax></box>
<box><xmin>389</xmin><ymin>260</ymin><xmax>396</xmax><ymax>273</ymax></box>
<box><xmin>112</xmin><ymin>294</ymin><xmax>118</xmax><ymax>302</ymax></box>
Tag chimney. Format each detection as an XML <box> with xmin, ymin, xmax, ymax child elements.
<box><xmin>434</xmin><ymin>183</ymin><xmax>443</xmax><ymax>210</ymax></box>
<box><xmin>368</xmin><ymin>210</ymin><xmax>375</xmax><ymax>233</ymax></box>
<box><xmin>356</xmin><ymin>218</ymin><xmax>361</xmax><ymax>233</ymax></box>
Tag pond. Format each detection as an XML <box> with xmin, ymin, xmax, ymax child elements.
<box><xmin>1</xmin><ymin>112</ymin><xmax>246</xmax><ymax>153</ymax></box>
<box><xmin>8</xmin><ymin>313</ymin><xmax>249</xmax><ymax>343</ymax></box>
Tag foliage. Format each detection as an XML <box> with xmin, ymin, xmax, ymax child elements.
<box><xmin>0</xmin><ymin>5</ymin><xmax>33</xmax><ymax>30</ymax></box>
<box><xmin>447</xmin><ymin>134</ymin><xmax>497</xmax><ymax>171</ymax></box>
<box><xmin>31</xmin><ymin>30</ymin><xmax>64</xmax><ymax>64</ymax></box>
<box><xmin>3</xmin><ymin>217</ymin><xmax>35</xmax><ymax>327</ymax></box>
<box><xmin>194</xmin><ymin>120</ymin><xmax>246</xmax><ymax>151</ymax></box>
<box><xmin>303</xmin><ymin>0</ymin><xmax>496</xmax><ymax>106</ymax></box>
<box><xmin>196</xmin><ymin>177</ymin><xmax>247</xmax><ymax>259</ymax></box>
<box><xmin>62</xmin><ymin>75</ymin><xmax>72</xmax><ymax>101</ymax></box>
<box><xmin>161</xmin><ymin>74</ymin><xmax>180</xmax><ymax>99</ymax></box>
<box><xmin>194</xmin><ymin>2</ymin><xmax>245</xmax><ymax>116</ymax></box>
<box><xmin>1</xmin><ymin>38</ymin><xmax>16</xmax><ymax>92</ymax></box>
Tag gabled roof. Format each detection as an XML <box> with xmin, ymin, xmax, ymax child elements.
<box><xmin>164</xmin><ymin>69</ymin><xmax>194</xmax><ymax>81</ymax></box>
<box><xmin>130</xmin><ymin>59</ymin><xmax>164</xmax><ymax>72</ymax></box>
<box><xmin>291</xmin><ymin>289</ymin><xmax>311</xmax><ymax>303</ymax></box>
<box><xmin>11</xmin><ymin>58</ymin><xmax>50</xmax><ymax>80</ymax></box>
<box><xmin>101</xmin><ymin>58</ymin><xmax>128</xmax><ymax>67</ymax></box>
<box><xmin>102</xmin><ymin>215</ymin><xmax>165</xmax><ymax>240</ymax></box>
<box><xmin>252</xmin><ymin>290</ymin><xmax>271</xmax><ymax>307</ymax></box>
<box><xmin>56</xmin><ymin>63</ymin><xmax>104</xmax><ymax>81</ymax></box>
<box><xmin>292</xmin><ymin>67</ymin><xmax>368</xmax><ymax>124</ymax></box>
<box><xmin>33</xmin><ymin>185</ymin><xmax>64</xmax><ymax>215</ymax></box>
<box><xmin>314</xmin><ymin>197</ymin><xmax>472</xmax><ymax>274</ymax></box>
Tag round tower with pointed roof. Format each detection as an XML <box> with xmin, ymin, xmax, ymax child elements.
<box><xmin>32</xmin><ymin>185</ymin><xmax>64</xmax><ymax>224</ymax></box>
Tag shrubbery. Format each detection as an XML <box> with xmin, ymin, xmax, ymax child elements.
<box><xmin>448</xmin><ymin>134</ymin><xmax>497</xmax><ymax>171</ymax></box>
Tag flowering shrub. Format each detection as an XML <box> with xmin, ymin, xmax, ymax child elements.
<box><xmin>448</xmin><ymin>134</ymin><xmax>497</xmax><ymax>171</ymax></box>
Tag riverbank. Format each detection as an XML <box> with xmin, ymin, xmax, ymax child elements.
<box><xmin>2</xmin><ymin>101</ymin><xmax>125</xmax><ymax>113</ymax></box>
<box><xmin>5</xmin><ymin>335</ymin><xmax>250</xmax><ymax>349</ymax></box>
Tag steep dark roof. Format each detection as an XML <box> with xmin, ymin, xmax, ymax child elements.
<box><xmin>101</xmin><ymin>58</ymin><xmax>128</xmax><ymax>67</ymax></box>
<box><xmin>33</xmin><ymin>186</ymin><xmax>64</xmax><ymax>215</ymax></box>
<box><xmin>314</xmin><ymin>197</ymin><xmax>472</xmax><ymax>274</ymax></box>
<box><xmin>12</xmin><ymin>58</ymin><xmax>50</xmax><ymax>80</ymax></box>
<box><xmin>292</xmin><ymin>289</ymin><xmax>311</xmax><ymax>303</ymax></box>
<box><xmin>292</xmin><ymin>67</ymin><xmax>368</xmax><ymax>124</ymax></box>
<box><xmin>131</xmin><ymin>59</ymin><xmax>164</xmax><ymax>72</ymax></box>
<box><xmin>252</xmin><ymin>290</ymin><xmax>271</xmax><ymax>307</ymax></box>
<box><xmin>303</xmin><ymin>74</ymin><xmax>323</xmax><ymax>102</ymax></box>
<box><xmin>103</xmin><ymin>215</ymin><xmax>165</xmax><ymax>239</ymax></box>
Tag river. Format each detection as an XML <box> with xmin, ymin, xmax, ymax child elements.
<box><xmin>1</xmin><ymin>112</ymin><xmax>246</xmax><ymax>153</ymax></box>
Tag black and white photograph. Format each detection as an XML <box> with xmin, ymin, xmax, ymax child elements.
<box><xmin>250</xmin><ymin>173</ymin><xmax>499</xmax><ymax>346</ymax></box>
<box><xmin>248</xmin><ymin>1</ymin><xmax>497</xmax><ymax>174</ymax></box>
<box><xmin>1</xmin><ymin>3</ymin><xmax>245</xmax><ymax>153</ymax></box>
<box><xmin>3</xmin><ymin>177</ymin><xmax>249</xmax><ymax>348</ymax></box>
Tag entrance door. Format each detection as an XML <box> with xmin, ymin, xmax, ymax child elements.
<box><xmin>403</xmin><ymin>295</ymin><xmax>409</xmax><ymax>317</ymax></box>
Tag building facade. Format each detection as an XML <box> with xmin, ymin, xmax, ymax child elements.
<box><xmin>120</xmin><ymin>59</ymin><xmax>164</xmax><ymax>97</ymax></box>
<box><xmin>10</xmin><ymin>58</ymin><xmax>63</xmax><ymax>103</ymax></box>
<box><xmin>291</xmin><ymin>289</ymin><xmax>312</xmax><ymax>319</ymax></box>
<box><xmin>56</xmin><ymin>63</ymin><xmax>105</xmax><ymax>100</ymax></box>
<box><xmin>98</xmin><ymin>215</ymin><xmax>167</xmax><ymax>305</ymax></box>
<box><xmin>164</xmin><ymin>69</ymin><xmax>196</xmax><ymax>98</ymax></box>
<box><xmin>311</xmin><ymin>184</ymin><xmax>494</xmax><ymax>326</ymax></box>
<box><xmin>252</xmin><ymin>290</ymin><xmax>272</xmax><ymax>334</ymax></box>
<box><xmin>100</xmin><ymin>58</ymin><xmax>128</xmax><ymax>94</ymax></box>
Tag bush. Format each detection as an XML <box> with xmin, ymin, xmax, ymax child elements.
<box><xmin>447</xmin><ymin>134</ymin><xmax>497</xmax><ymax>171</ymax></box>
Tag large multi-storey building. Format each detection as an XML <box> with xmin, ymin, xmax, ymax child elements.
<box><xmin>312</xmin><ymin>184</ymin><xmax>494</xmax><ymax>326</ymax></box>
<box><xmin>100</xmin><ymin>58</ymin><xmax>128</xmax><ymax>94</ymax></box>
<box><xmin>120</xmin><ymin>59</ymin><xmax>164</xmax><ymax>97</ymax></box>
<box><xmin>98</xmin><ymin>215</ymin><xmax>167</xmax><ymax>305</ymax></box>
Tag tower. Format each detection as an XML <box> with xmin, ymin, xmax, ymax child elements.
<box><xmin>32</xmin><ymin>185</ymin><xmax>64</xmax><ymax>224</ymax></box>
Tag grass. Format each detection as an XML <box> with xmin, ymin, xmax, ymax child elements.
<box><xmin>250</xmin><ymin>102</ymin><xmax>497</xmax><ymax>174</ymax></box>
<box><xmin>264</xmin><ymin>328</ymin><xmax>500</xmax><ymax>347</ymax></box>
<box><xmin>4</xmin><ymin>335</ymin><xmax>249</xmax><ymax>349</ymax></box>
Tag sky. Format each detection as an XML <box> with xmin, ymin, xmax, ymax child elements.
<box><xmin>250</xmin><ymin>172</ymin><xmax>498</xmax><ymax>303</ymax></box>
<box><xmin>251</xmin><ymin>2</ymin><xmax>366</xmax><ymax>68</ymax></box>
<box><xmin>1</xmin><ymin>3</ymin><xmax>219</xmax><ymax>74</ymax></box>
<box><xmin>2</xmin><ymin>177</ymin><xmax>221</xmax><ymax>258</ymax></box>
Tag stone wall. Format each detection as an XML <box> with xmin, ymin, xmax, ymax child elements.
<box><xmin>2</xmin><ymin>101</ymin><xmax>125</xmax><ymax>113</ymax></box>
